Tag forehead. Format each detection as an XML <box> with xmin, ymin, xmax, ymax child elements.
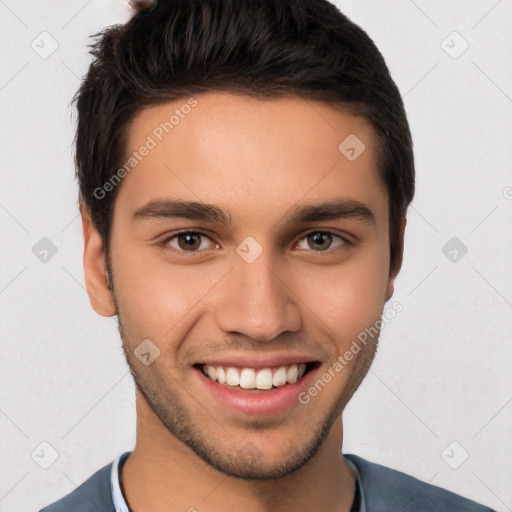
<box><xmin>117</xmin><ymin>92</ymin><xmax>387</xmax><ymax>230</ymax></box>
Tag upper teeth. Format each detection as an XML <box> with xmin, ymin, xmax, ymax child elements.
<box><xmin>202</xmin><ymin>363</ymin><xmax>307</xmax><ymax>390</ymax></box>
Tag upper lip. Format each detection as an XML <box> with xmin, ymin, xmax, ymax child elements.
<box><xmin>195</xmin><ymin>353</ymin><xmax>318</xmax><ymax>369</ymax></box>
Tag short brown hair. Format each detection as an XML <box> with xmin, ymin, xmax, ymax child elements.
<box><xmin>73</xmin><ymin>0</ymin><xmax>415</xmax><ymax>270</ymax></box>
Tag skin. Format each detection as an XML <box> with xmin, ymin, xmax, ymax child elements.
<box><xmin>82</xmin><ymin>92</ymin><xmax>406</xmax><ymax>511</ymax></box>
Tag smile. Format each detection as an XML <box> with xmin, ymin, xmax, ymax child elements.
<box><xmin>201</xmin><ymin>363</ymin><xmax>308</xmax><ymax>390</ymax></box>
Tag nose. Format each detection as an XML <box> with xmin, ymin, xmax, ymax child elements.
<box><xmin>214</xmin><ymin>250</ymin><xmax>301</xmax><ymax>342</ymax></box>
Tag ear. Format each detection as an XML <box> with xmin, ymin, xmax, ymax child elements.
<box><xmin>385</xmin><ymin>215</ymin><xmax>407</xmax><ymax>302</ymax></box>
<box><xmin>82</xmin><ymin>206</ymin><xmax>117</xmax><ymax>317</ymax></box>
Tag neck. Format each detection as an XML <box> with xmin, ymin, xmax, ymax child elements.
<box><xmin>120</xmin><ymin>391</ymin><xmax>356</xmax><ymax>512</ymax></box>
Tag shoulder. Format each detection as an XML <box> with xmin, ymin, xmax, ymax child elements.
<box><xmin>39</xmin><ymin>462</ymin><xmax>114</xmax><ymax>512</ymax></box>
<box><xmin>344</xmin><ymin>453</ymin><xmax>495</xmax><ymax>512</ymax></box>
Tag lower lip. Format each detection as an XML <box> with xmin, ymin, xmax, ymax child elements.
<box><xmin>195</xmin><ymin>366</ymin><xmax>318</xmax><ymax>416</ymax></box>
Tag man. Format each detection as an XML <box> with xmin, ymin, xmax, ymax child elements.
<box><xmin>41</xmin><ymin>0</ymin><xmax>496</xmax><ymax>510</ymax></box>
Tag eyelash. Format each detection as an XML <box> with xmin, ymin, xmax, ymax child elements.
<box><xmin>158</xmin><ymin>230</ymin><xmax>351</xmax><ymax>256</ymax></box>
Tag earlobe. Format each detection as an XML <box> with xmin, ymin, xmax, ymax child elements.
<box><xmin>82</xmin><ymin>207</ymin><xmax>117</xmax><ymax>317</ymax></box>
<box><xmin>385</xmin><ymin>215</ymin><xmax>407</xmax><ymax>301</ymax></box>
<box><xmin>385</xmin><ymin>278</ymin><xmax>395</xmax><ymax>302</ymax></box>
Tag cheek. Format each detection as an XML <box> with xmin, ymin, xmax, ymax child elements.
<box><xmin>294</xmin><ymin>248</ymin><xmax>390</xmax><ymax>344</ymax></box>
<box><xmin>111</xmin><ymin>249</ymin><xmax>224</xmax><ymax>343</ymax></box>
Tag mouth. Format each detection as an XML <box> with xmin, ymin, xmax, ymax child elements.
<box><xmin>195</xmin><ymin>362</ymin><xmax>319</xmax><ymax>392</ymax></box>
<box><xmin>192</xmin><ymin>354</ymin><xmax>322</xmax><ymax>415</ymax></box>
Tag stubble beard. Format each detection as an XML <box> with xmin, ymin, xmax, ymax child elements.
<box><xmin>112</xmin><ymin>289</ymin><xmax>379</xmax><ymax>480</ymax></box>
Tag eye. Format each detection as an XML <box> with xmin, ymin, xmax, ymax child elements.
<box><xmin>160</xmin><ymin>231</ymin><xmax>218</xmax><ymax>254</ymax></box>
<box><xmin>295</xmin><ymin>231</ymin><xmax>349</xmax><ymax>252</ymax></box>
<box><xmin>159</xmin><ymin>230</ymin><xmax>349</xmax><ymax>256</ymax></box>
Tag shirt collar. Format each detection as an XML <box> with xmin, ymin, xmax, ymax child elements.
<box><xmin>111</xmin><ymin>451</ymin><xmax>131</xmax><ymax>512</ymax></box>
<box><xmin>346</xmin><ymin>456</ymin><xmax>367</xmax><ymax>512</ymax></box>
<box><xmin>111</xmin><ymin>451</ymin><xmax>366</xmax><ymax>512</ymax></box>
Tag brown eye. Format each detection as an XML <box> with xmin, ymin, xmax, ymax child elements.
<box><xmin>161</xmin><ymin>231</ymin><xmax>216</xmax><ymax>254</ymax></box>
<box><xmin>296</xmin><ymin>231</ymin><xmax>347</xmax><ymax>252</ymax></box>
<box><xmin>308</xmin><ymin>232</ymin><xmax>332</xmax><ymax>251</ymax></box>
<box><xmin>177</xmin><ymin>233</ymin><xmax>203</xmax><ymax>251</ymax></box>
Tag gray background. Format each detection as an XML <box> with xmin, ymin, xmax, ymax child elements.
<box><xmin>0</xmin><ymin>1</ymin><xmax>511</xmax><ymax>511</ymax></box>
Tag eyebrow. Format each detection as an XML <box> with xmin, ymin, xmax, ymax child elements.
<box><xmin>133</xmin><ymin>198</ymin><xmax>375</xmax><ymax>227</ymax></box>
<box><xmin>134</xmin><ymin>199</ymin><xmax>233</xmax><ymax>226</ymax></box>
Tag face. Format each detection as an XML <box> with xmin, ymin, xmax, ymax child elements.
<box><xmin>84</xmin><ymin>92</ymin><xmax>401</xmax><ymax>479</ymax></box>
